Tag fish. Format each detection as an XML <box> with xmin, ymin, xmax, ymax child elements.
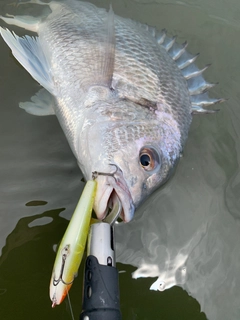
<box><xmin>0</xmin><ymin>0</ymin><xmax>223</xmax><ymax>222</ymax></box>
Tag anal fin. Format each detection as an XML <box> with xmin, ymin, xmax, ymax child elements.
<box><xmin>0</xmin><ymin>28</ymin><xmax>54</xmax><ymax>94</ymax></box>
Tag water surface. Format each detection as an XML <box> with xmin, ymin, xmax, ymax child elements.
<box><xmin>0</xmin><ymin>0</ymin><xmax>239</xmax><ymax>319</ymax></box>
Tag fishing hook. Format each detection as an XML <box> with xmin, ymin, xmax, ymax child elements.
<box><xmin>92</xmin><ymin>163</ymin><xmax>119</xmax><ymax>181</ymax></box>
<box><xmin>52</xmin><ymin>245</ymin><xmax>74</xmax><ymax>286</ymax></box>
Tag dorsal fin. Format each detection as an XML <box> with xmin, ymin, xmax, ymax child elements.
<box><xmin>156</xmin><ymin>29</ymin><xmax>224</xmax><ymax>113</ymax></box>
<box><xmin>135</xmin><ymin>23</ymin><xmax>224</xmax><ymax>113</ymax></box>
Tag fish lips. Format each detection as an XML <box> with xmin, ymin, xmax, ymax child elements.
<box><xmin>93</xmin><ymin>174</ymin><xmax>135</xmax><ymax>223</ymax></box>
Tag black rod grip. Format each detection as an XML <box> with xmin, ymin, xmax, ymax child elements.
<box><xmin>80</xmin><ymin>255</ymin><xmax>121</xmax><ymax>320</ymax></box>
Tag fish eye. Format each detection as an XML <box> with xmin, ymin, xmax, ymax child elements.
<box><xmin>140</xmin><ymin>154</ymin><xmax>151</xmax><ymax>167</ymax></box>
<box><xmin>139</xmin><ymin>147</ymin><xmax>160</xmax><ymax>171</ymax></box>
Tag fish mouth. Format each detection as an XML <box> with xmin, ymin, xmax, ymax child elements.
<box><xmin>93</xmin><ymin>171</ymin><xmax>135</xmax><ymax>222</ymax></box>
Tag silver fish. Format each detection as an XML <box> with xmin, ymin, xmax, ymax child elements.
<box><xmin>0</xmin><ymin>0</ymin><xmax>223</xmax><ymax>222</ymax></box>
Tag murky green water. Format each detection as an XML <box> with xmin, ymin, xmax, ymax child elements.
<box><xmin>0</xmin><ymin>0</ymin><xmax>240</xmax><ymax>319</ymax></box>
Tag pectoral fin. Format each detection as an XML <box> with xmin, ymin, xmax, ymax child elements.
<box><xmin>0</xmin><ymin>28</ymin><xmax>54</xmax><ymax>94</ymax></box>
<box><xmin>82</xmin><ymin>6</ymin><xmax>115</xmax><ymax>89</ymax></box>
<box><xmin>99</xmin><ymin>5</ymin><xmax>115</xmax><ymax>88</ymax></box>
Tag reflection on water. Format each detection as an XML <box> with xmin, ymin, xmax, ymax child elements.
<box><xmin>26</xmin><ymin>200</ymin><xmax>48</xmax><ymax>206</ymax></box>
<box><xmin>0</xmin><ymin>210</ymin><xmax>206</xmax><ymax>320</ymax></box>
<box><xmin>0</xmin><ymin>209</ymin><xmax>80</xmax><ymax>319</ymax></box>
<box><xmin>0</xmin><ymin>0</ymin><xmax>240</xmax><ymax>319</ymax></box>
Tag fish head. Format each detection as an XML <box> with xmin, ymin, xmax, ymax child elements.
<box><xmin>80</xmin><ymin>103</ymin><xmax>183</xmax><ymax>223</ymax></box>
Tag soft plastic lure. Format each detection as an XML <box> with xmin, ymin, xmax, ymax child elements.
<box><xmin>49</xmin><ymin>180</ymin><xmax>97</xmax><ymax>307</ymax></box>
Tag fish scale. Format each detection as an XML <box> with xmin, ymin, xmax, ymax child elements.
<box><xmin>42</xmin><ymin>1</ymin><xmax>191</xmax><ymax>149</ymax></box>
<box><xmin>0</xmin><ymin>0</ymin><xmax>223</xmax><ymax>221</ymax></box>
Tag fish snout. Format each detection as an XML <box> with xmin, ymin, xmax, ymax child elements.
<box><xmin>93</xmin><ymin>170</ymin><xmax>135</xmax><ymax>222</ymax></box>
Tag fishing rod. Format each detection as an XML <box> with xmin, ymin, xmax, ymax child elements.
<box><xmin>80</xmin><ymin>194</ymin><xmax>122</xmax><ymax>320</ymax></box>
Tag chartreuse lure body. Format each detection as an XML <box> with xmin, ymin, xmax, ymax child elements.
<box><xmin>49</xmin><ymin>180</ymin><xmax>97</xmax><ymax>307</ymax></box>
